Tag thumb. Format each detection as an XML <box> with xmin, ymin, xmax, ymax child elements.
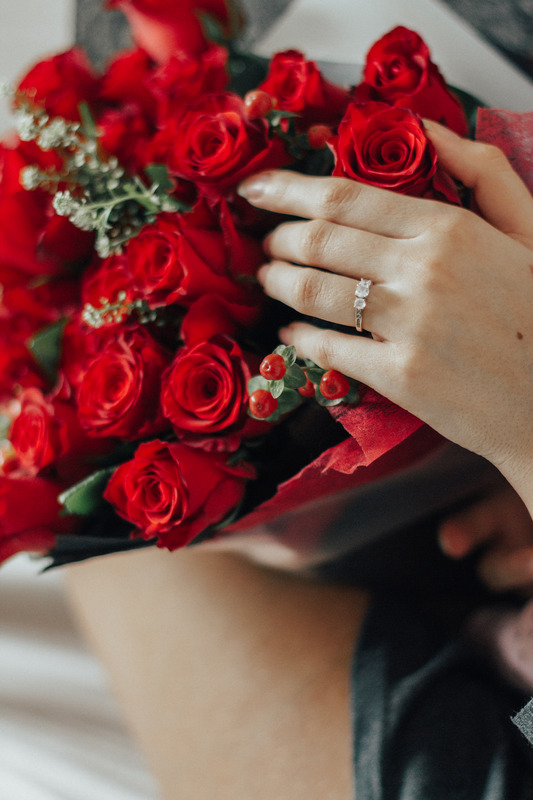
<box><xmin>424</xmin><ymin>119</ymin><xmax>533</xmax><ymax>244</ymax></box>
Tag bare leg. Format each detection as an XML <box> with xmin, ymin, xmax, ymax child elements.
<box><xmin>65</xmin><ymin>547</ymin><xmax>369</xmax><ymax>800</ymax></box>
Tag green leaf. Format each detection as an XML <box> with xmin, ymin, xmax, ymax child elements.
<box><xmin>59</xmin><ymin>466</ymin><xmax>116</xmax><ymax>516</ymax></box>
<box><xmin>276</xmin><ymin>388</ymin><xmax>301</xmax><ymax>415</ymax></box>
<box><xmin>273</xmin><ymin>344</ymin><xmax>286</xmax><ymax>356</ymax></box>
<box><xmin>247</xmin><ymin>374</ymin><xmax>268</xmax><ymax>394</ymax></box>
<box><xmin>0</xmin><ymin>413</ymin><xmax>11</xmax><ymax>440</ymax></box>
<box><xmin>284</xmin><ymin>365</ymin><xmax>306</xmax><ymax>389</ymax></box>
<box><xmin>269</xmin><ymin>379</ymin><xmax>285</xmax><ymax>399</ymax></box>
<box><xmin>197</xmin><ymin>11</ymin><xmax>227</xmax><ymax>44</ymax></box>
<box><xmin>282</xmin><ymin>345</ymin><xmax>297</xmax><ymax>367</ymax></box>
<box><xmin>267</xmin><ymin>109</ymin><xmax>300</xmax><ymax>128</ymax></box>
<box><xmin>145</xmin><ymin>163</ymin><xmax>174</xmax><ymax>193</ymax></box>
<box><xmin>315</xmin><ymin>390</ymin><xmax>343</xmax><ymax>407</ymax></box>
<box><xmin>448</xmin><ymin>85</ymin><xmax>485</xmax><ymax>134</ymax></box>
<box><xmin>28</xmin><ymin>318</ymin><xmax>67</xmax><ymax>383</ymax></box>
<box><xmin>305</xmin><ymin>367</ymin><xmax>325</xmax><ymax>384</ymax></box>
<box><xmin>343</xmin><ymin>384</ymin><xmax>360</xmax><ymax>404</ymax></box>
<box><xmin>78</xmin><ymin>102</ymin><xmax>97</xmax><ymax>138</ymax></box>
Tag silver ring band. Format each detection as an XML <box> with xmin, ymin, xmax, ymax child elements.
<box><xmin>354</xmin><ymin>278</ymin><xmax>371</xmax><ymax>332</ymax></box>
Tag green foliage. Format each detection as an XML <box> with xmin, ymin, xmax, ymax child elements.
<box><xmin>145</xmin><ymin>163</ymin><xmax>175</xmax><ymax>193</ymax></box>
<box><xmin>59</xmin><ymin>467</ymin><xmax>116</xmax><ymax>516</ymax></box>
<box><xmin>28</xmin><ymin>318</ymin><xmax>67</xmax><ymax>384</ymax></box>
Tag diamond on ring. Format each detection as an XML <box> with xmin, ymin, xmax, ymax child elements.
<box><xmin>354</xmin><ymin>279</ymin><xmax>371</xmax><ymax>332</ymax></box>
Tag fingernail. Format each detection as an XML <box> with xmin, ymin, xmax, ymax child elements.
<box><xmin>237</xmin><ymin>174</ymin><xmax>270</xmax><ymax>202</ymax></box>
<box><xmin>422</xmin><ymin>118</ymin><xmax>458</xmax><ymax>138</ymax></box>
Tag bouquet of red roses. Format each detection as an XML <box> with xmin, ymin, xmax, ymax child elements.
<box><xmin>0</xmin><ymin>1</ymin><xmax>503</xmax><ymax>569</ymax></box>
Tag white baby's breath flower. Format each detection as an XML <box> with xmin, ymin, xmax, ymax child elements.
<box><xmin>37</xmin><ymin>117</ymin><xmax>69</xmax><ymax>150</ymax></box>
<box><xmin>71</xmin><ymin>205</ymin><xmax>98</xmax><ymax>230</ymax></box>
<box><xmin>20</xmin><ymin>166</ymin><xmax>42</xmax><ymax>190</ymax></box>
<box><xmin>14</xmin><ymin>110</ymin><xmax>37</xmax><ymax>141</ymax></box>
<box><xmin>53</xmin><ymin>190</ymin><xmax>77</xmax><ymax>217</ymax></box>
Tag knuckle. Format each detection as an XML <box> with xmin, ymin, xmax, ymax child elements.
<box><xmin>291</xmin><ymin>267</ymin><xmax>322</xmax><ymax>311</ymax></box>
<box><xmin>318</xmin><ymin>179</ymin><xmax>356</xmax><ymax>219</ymax></box>
<box><xmin>299</xmin><ymin>219</ymin><xmax>335</xmax><ymax>263</ymax></box>
<box><xmin>311</xmin><ymin>331</ymin><xmax>337</xmax><ymax>369</ymax></box>
<box><xmin>427</xmin><ymin>205</ymin><xmax>466</xmax><ymax>239</ymax></box>
<box><xmin>396</xmin><ymin>345</ymin><xmax>424</xmax><ymax>389</ymax></box>
<box><xmin>473</xmin><ymin>142</ymin><xmax>509</xmax><ymax>173</ymax></box>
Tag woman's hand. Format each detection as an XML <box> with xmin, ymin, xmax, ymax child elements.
<box><xmin>440</xmin><ymin>485</ymin><xmax>533</xmax><ymax>593</ymax></box>
<box><xmin>238</xmin><ymin>122</ymin><xmax>533</xmax><ymax>511</ymax></box>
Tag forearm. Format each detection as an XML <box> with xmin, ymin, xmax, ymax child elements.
<box><xmin>65</xmin><ymin>546</ymin><xmax>369</xmax><ymax>800</ymax></box>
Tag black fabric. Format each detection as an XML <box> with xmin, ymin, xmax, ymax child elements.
<box><xmin>352</xmin><ymin>595</ymin><xmax>533</xmax><ymax>800</ymax></box>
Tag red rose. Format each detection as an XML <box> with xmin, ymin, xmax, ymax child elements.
<box><xmin>353</xmin><ymin>27</ymin><xmax>467</xmax><ymax>136</ymax></box>
<box><xmin>97</xmin><ymin>49</ymin><xmax>159</xmax><ymax>171</ymax></box>
<box><xmin>124</xmin><ymin>212</ymin><xmax>263</xmax><ymax>313</ymax></box>
<box><xmin>0</xmin><ymin>143</ymin><xmax>93</xmax><ymax>287</ymax></box>
<box><xmin>106</xmin><ymin>0</ymin><xmax>235</xmax><ymax>63</ymax></box>
<box><xmin>9</xmin><ymin>388</ymin><xmax>109</xmax><ymax>478</ymax></box>
<box><xmin>76</xmin><ymin>326</ymin><xmax>171</xmax><ymax>439</ymax></box>
<box><xmin>99</xmin><ymin>48</ymin><xmax>157</xmax><ymax>118</ymax></box>
<box><xmin>0</xmin><ymin>283</ymin><xmax>74</xmax><ymax>400</ymax></box>
<box><xmin>16</xmin><ymin>48</ymin><xmax>99</xmax><ymax>122</ymax></box>
<box><xmin>163</xmin><ymin>92</ymin><xmax>290</xmax><ymax>194</ymax></box>
<box><xmin>259</xmin><ymin>50</ymin><xmax>351</xmax><ymax>126</ymax></box>
<box><xmin>161</xmin><ymin>336</ymin><xmax>253</xmax><ymax>447</ymax></box>
<box><xmin>0</xmin><ymin>475</ymin><xmax>75</xmax><ymax>564</ymax></box>
<box><xmin>81</xmin><ymin>254</ymin><xmax>138</xmax><ymax>323</ymax></box>
<box><xmin>330</xmin><ymin>101</ymin><xmax>459</xmax><ymax>201</ymax></box>
<box><xmin>59</xmin><ymin>317</ymin><xmax>109</xmax><ymax>396</ymax></box>
<box><xmin>104</xmin><ymin>439</ymin><xmax>254</xmax><ymax>548</ymax></box>
<box><xmin>98</xmin><ymin>105</ymin><xmax>155</xmax><ymax>172</ymax></box>
<box><xmin>10</xmin><ymin>389</ymin><xmax>61</xmax><ymax>473</ymax></box>
<box><xmin>148</xmin><ymin>45</ymin><xmax>228</xmax><ymax>122</ymax></box>
<box><xmin>181</xmin><ymin>294</ymin><xmax>260</xmax><ymax>344</ymax></box>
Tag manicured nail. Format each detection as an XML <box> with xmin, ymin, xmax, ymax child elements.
<box><xmin>422</xmin><ymin>118</ymin><xmax>458</xmax><ymax>137</ymax></box>
<box><xmin>237</xmin><ymin>174</ymin><xmax>270</xmax><ymax>202</ymax></box>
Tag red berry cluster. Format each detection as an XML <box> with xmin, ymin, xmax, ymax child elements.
<box><xmin>248</xmin><ymin>346</ymin><xmax>355</xmax><ymax>420</ymax></box>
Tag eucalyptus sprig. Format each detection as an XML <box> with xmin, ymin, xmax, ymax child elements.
<box><xmin>13</xmin><ymin>97</ymin><xmax>189</xmax><ymax>257</ymax></box>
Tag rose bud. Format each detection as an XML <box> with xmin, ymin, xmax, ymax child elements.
<box><xmin>259</xmin><ymin>50</ymin><xmax>351</xmax><ymax>126</ymax></box>
<box><xmin>353</xmin><ymin>26</ymin><xmax>468</xmax><ymax>136</ymax></box>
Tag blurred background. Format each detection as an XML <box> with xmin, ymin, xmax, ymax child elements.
<box><xmin>0</xmin><ymin>0</ymin><xmax>74</xmax><ymax>134</ymax></box>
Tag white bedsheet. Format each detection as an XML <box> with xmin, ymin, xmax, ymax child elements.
<box><xmin>0</xmin><ymin>556</ymin><xmax>160</xmax><ymax>800</ymax></box>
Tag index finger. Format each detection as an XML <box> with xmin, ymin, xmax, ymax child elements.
<box><xmin>237</xmin><ymin>170</ymin><xmax>435</xmax><ymax>239</ymax></box>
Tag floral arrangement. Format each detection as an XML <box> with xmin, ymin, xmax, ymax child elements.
<box><xmin>0</xmin><ymin>0</ymin><xmax>483</xmax><ymax>568</ymax></box>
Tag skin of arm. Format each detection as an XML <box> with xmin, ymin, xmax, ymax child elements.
<box><xmin>65</xmin><ymin>547</ymin><xmax>369</xmax><ymax>800</ymax></box>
